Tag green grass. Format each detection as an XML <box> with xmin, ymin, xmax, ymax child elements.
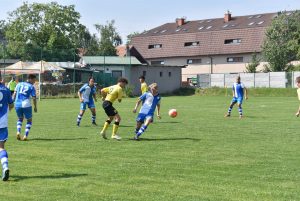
<box><xmin>0</xmin><ymin>96</ymin><xmax>300</xmax><ymax>201</ymax></box>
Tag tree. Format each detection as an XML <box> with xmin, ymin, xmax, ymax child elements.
<box><xmin>4</xmin><ymin>2</ymin><xmax>88</xmax><ymax>61</ymax></box>
<box><xmin>262</xmin><ymin>11</ymin><xmax>300</xmax><ymax>71</ymax></box>
<box><xmin>245</xmin><ymin>52</ymin><xmax>260</xmax><ymax>73</ymax></box>
<box><xmin>95</xmin><ymin>20</ymin><xmax>122</xmax><ymax>56</ymax></box>
<box><xmin>126</xmin><ymin>31</ymin><xmax>140</xmax><ymax>45</ymax></box>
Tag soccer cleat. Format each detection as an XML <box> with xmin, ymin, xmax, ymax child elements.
<box><xmin>111</xmin><ymin>134</ymin><xmax>122</xmax><ymax>140</ymax></box>
<box><xmin>92</xmin><ymin>122</ymin><xmax>97</xmax><ymax>126</ymax></box>
<box><xmin>76</xmin><ymin>122</ymin><xmax>80</xmax><ymax>127</ymax></box>
<box><xmin>133</xmin><ymin>135</ymin><xmax>140</xmax><ymax>141</ymax></box>
<box><xmin>239</xmin><ymin>115</ymin><xmax>243</xmax><ymax>119</ymax></box>
<box><xmin>2</xmin><ymin>168</ymin><xmax>9</xmax><ymax>181</ymax></box>
<box><xmin>100</xmin><ymin>131</ymin><xmax>107</xmax><ymax>139</ymax></box>
<box><xmin>224</xmin><ymin>113</ymin><xmax>230</xmax><ymax>117</ymax></box>
<box><xmin>22</xmin><ymin>136</ymin><xmax>28</xmax><ymax>141</ymax></box>
<box><xmin>16</xmin><ymin>133</ymin><xmax>21</xmax><ymax>140</ymax></box>
<box><xmin>296</xmin><ymin>112</ymin><xmax>299</xmax><ymax>117</ymax></box>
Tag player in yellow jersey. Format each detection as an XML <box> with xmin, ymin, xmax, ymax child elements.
<box><xmin>139</xmin><ymin>76</ymin><xmax>148</xmax><ymax>94</ymax></box>
<box><xmin>100</xmin><ymin>78</ymin><xmax>128</xmax><ymax>140</ymax></box>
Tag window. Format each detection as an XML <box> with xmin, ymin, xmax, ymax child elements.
<box><xmin>206</xmin><ymin>26</ymin><xmax>212</xmax><ymax>29</ymax></box>
<box><xmin>168</xmin><ymin>72</ymin><xmax>172</xmax><ymax>77</ymax></box>
<box><xmin>198</xmin><ymin>26</ymin><xmax>204</xmax><ymax>30</ymax></box>
<box><xmin>227</xmin><ymin>57</ymin><xmax>243</xmax><ymax>62</ymax></box>
<box><xmin>187</xmin><ymin>59</ymin><xmax>202</xmax><ymax>64</ymax></box>
<box><xmin>161</xmin><ymin>29</ymin><xmax>167</xmax><ymax>33</ymax></box>
<box><xmin>248</xmin><ymin>16</ymin><xmax>253</xmax><ymax>19</ymax></box>
<box><xmin>151</xmin><ymin>60</ymin><xmax>165</xmax><ymax>65</ymax></box>
<box><xmin>255</xmin><ymin>15</ymin><xmax>262</xmax><ymax>18</ymax></box>
<box><xmin>112</xmin><ymin>70</ymin><xmax>122</xmax><ymax>78</ymax></box>
<box><xmin>175</xmin><ymin>28</ymin><xmax>181</xmax><ymax>32</ymax></box>
<box><xmin>160</xmin><ymin>72</ymin><xmax>163</xmax><ymax>77</ymax></box>
<box><xmin>148</xmin><ymin>44</ymin><xmax>162</xmax><ymax>49</ymax></box>
<box><xmin>248</xmin><ymin>22</ymin><xmax>255</xmax><ymax>26</ymax></box>
<box><xmin>143</xmin><ymin>71</ymin><xmax>146</xmax><ymax>76</ymax></box>
<box><xmin>207</xmin><ymin>20</ymin><xmax>212</xmax><ymax>22</ymax></box>
<box><xmin>223</xmin><ymin>24</ymin><xmax>229</xmax><ymax>28</ymax></box>
<box><xmin>224</xmin><ymin>39</ymin><xmax>241</xmax><ymax>44</ymax></box>
<box><xmin>257</xmin><ymin>21</ymin><xmax>264</xmax><ymax>25</ymax></box>
<box><xmin>153</xmin><ymin>30</ymin><xmax>159</xmax><ymax>34</ymax></box>
<box><xmin>184</xmin><ymin>41</ymin><xmax>200</xmax><ymax>47</ymax></box>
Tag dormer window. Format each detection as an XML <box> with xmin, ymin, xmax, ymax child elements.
<box><xmin>223</xmin><ymin>24</ymin><xmax>229</xmax><ymax>28</ymax></box>
<box><xmin>255</xmin><ymin>15</ymin><xmax>262</xmax><ymax>18</ymax></box>
<box><xmin>224</xmin><ymin>39</ymin><xmax>241</xmax><ymax>44</ymax></box>
<box><xmin>248</xmin><ymin>22</ymin><xmax>255</xmax><ymax>26</ymax></box>
<box><xmin>148</xmin><ymin>44</ymin><xmax>162</xmax><ymax>49</ymax></box>
<box><xmin>198</xmin><ymin>26</ymin><xmax>204</xmax><ymax>30</ymax></box>
<box><xmin>161</xmin><ymin>30</ymin><xmax>167</xmax><ymax>33</ymax></box>
<box><xmin>175</xmin><ymin>28</ymin><xmax>181</xmax><ymax>32</ymax></box>
<box><xmin>153</xmin><ymin>30</ymin><xmax>159</xmax><ymax>34</ymax></box>
<box><xmin>184</xmin><ymin>41</ymin><xmax>200</xmax><ymax>47</ymax></box>
<box><xmin>206</xmin><ymin>26</ymin><xmax>212</xmax><ymax>29</ymax></box>
<box><xmin>257</xmin><ymin>21</ymin><xmax>264</xmax><ymax>25</ymax></box>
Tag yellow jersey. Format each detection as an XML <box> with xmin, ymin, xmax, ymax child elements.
<box><xmin>102</xmin><ymin>85</ymin><xmax>123</xmax><ymax>103</ymax></box>
<box><xmin>141</xmin><ymin>82</ymin><xmax>148</xmax><ymax>94</ymax></box>
<box><xmin>297</xmin><ymin>88</ymin><xmax>300</xmax><ymax>101</ymax></box>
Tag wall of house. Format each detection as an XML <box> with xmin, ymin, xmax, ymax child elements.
<box><xmin>147</xmin><ymin>53</ymin><xmax>258</xmax><ymax>81</ymax></box>
<box><xmin>130</xmin><ymin>66</ymin><xmax>182</xmax><ymax>95</ymax></box>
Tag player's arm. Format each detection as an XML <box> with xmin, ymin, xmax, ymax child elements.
<box><xmin>100</xmin><ymin>88</ymin><xmax>108</xmax><ymax>101</ymax></box>
<box><xmin>232</xmin><ymin>88</ymin><xmax>235</xmax><ymax>97</ymax></box>
<box><xmin>77</xmin><ymin>91</ymin><xmax>83</xmax><ymax>102</ymax></box>
<box><xmin>156</xmin><ymin>104</ymin><xmax>161</xmax><ymax>119</ymax></box>
<box><xmin>117</xmin><ymin>88</ymin><xmax>123</xmax><ymax>103</ymax></box>
<box><xmin>133</xmin><ymin>99</ymin><xmax>142</xmax><ymax>113</ymax></box>
<box><xmin>244</xmin><ymin>87</ymin><xmax>248</xmax><ymax>100</ymax></box>
<box><xmin>93</xmin><ymin>93</ymin><xmax>97</xmax><ymax>102</ymax></box>
<box><xmin>32</xmin><ymin>96</ymin><xmax>37</xmax><ymax>113</ymax></box>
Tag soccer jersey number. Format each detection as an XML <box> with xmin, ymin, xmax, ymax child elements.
<box><xmin>19</xmin><ymin>85</ymin><xmax>29</xmax><ymax>95</ymax></box>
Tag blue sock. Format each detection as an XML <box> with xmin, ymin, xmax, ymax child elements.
<box><xmin>25</xmin><ymin>122</ymin><xmax>32</xmax><ymax>137</ymax></box>
<box><xmin>92</xmin><ymin>115</ymin><xmax>96</xmax><ymax>123</ymax></box>
<box><xmin>77</xmin><ymin>114</ymin><xmax>82</xmax><ymax>124</ymax></box>
<box><xmin>238</xmin><ymin>106</ymin><xmax>243</xmax><ymax>115</ymax></box>
<box><xmin>0</xmin><ymin>150</ymin><xmax>8</xmax><ymax>170</ymax></box>
<box><xmin>137</xmin><ymin>125</ymin><xmax>148</xmax><ymax>137</ymax></box>
<box><xmin>17</xmin><ymin>119</ymin><xmax>23</xmax><ymax>133</ymax></box>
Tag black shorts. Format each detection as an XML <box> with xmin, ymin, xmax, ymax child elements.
<box><xmin>102</xmin><ymin>101</ymin><xmax>118</xmax><ymax>116</ymax></box>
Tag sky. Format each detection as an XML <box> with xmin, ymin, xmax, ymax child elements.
<box><xmin>0</xmin><ymin>0</ymin><xmax>300</xmax><ymax>42</ymax></box>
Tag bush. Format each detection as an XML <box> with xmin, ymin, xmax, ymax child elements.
<box><xmin>172</xmin><ymin>87</ymin><xmax>196</xmax><ymax>96</ymax></box>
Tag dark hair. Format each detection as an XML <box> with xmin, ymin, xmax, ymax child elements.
<box><xmin>28</xmin><ymin>74</ymin><xmax>37</xmax><ymax>80</ymax></box>
<box><xmin>139</xmin><ymin>75</ymin><xmax>145</xmax><ymax>80</ymax></box>
<box><xmin>118</xmin><ymin>77</ymin><xmax>128</xmax><ymax>84</ymax></box>
<box><xmin>296</xmin><ymin>76</ymin><xmax>300</xmax><ymax>83</ymax></box>
<box><xmin>88</xmin><ymin>77</ymin><xmax>95</xmax><ymax>81</ymax></box>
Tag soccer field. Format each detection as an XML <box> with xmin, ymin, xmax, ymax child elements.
<box><xmin>1</xmin><ymin>96</ymin><xmax>299</xmax><ymax>201</ymax></box>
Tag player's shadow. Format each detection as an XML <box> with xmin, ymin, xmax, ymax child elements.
<box><xmin>11</xmin><ymin>173</ymin><xmax>88</xmax><ymax>182</ymax></box>
<box><xmin>134</xmin><ymin>137</ymin><xmax>201</xmax><ymax>141</ymax></box>
<box><xmin>30</xmin><ymin>137</ymin><xmax>88</xmax><ymax>141</ymax></box>
<box><xmin>157</xmin><ymin>121</ymin><xmax>180</xmax><ymax>124</ymax></box>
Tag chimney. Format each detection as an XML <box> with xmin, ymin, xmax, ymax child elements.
<box><xmin>224</xmin><ymin>10</ymin><xmax>232</xmax><ymax>22</ymax></box>
<box><xmin>176</xmin><ymin>17</ymin><xmax>185</xmax><ymax>26</ymax></box>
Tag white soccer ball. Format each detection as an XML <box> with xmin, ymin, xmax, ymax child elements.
<box><xmin>168</xmin><ymin>109</ymin><xmax>177</xmax><ymax>118</ymax></box>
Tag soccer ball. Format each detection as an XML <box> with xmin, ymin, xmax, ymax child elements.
<box><xmin>168</xmin><ymin>109</ymin><xmax>177</xmax><ymax>118</ymax></box>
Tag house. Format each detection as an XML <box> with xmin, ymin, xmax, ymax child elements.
<box><xmin>81</xmin><ymin>56</ymin><xmax>183</xmax><ymax>95</ymax></box>
<box><xmin>130</xmin><ymin>11</ymin><xmax>292</xmax><ymax>81</ymax></box>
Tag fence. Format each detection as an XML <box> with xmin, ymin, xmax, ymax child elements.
<box><xmin>197</xmin><ymin>72</ymin><xmax>300</xmax><ymax>88</ymax></box>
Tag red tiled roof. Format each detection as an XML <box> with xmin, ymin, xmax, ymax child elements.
<box><xmin>131</xmin><ymin>12</ymin><xmax>279</xmax><ymax>59</ymax></box>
